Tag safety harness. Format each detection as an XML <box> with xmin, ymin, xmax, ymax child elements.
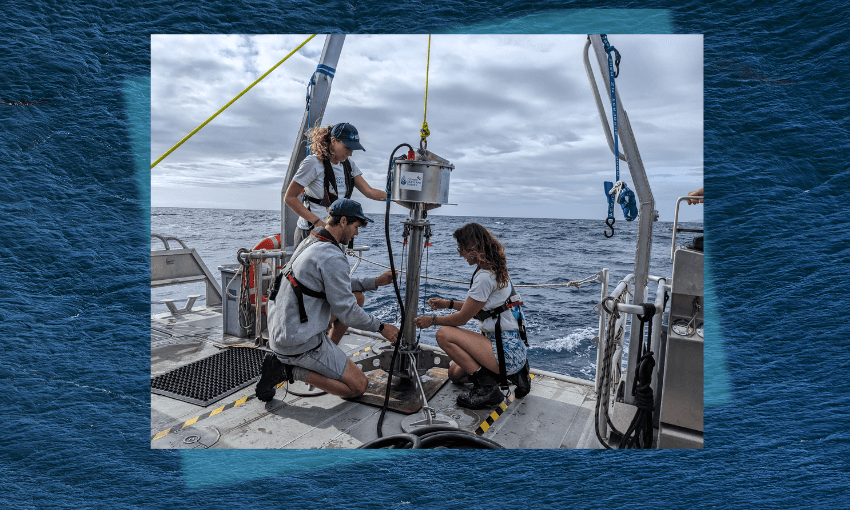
<box><xmin>268</xmin><ymin>228</ymin><xmax>343</xmax><ymax>324</ymax></box>
<box><xmin>470</xmin><ymin>268</ymin><xmax>529</xmax><ymax>390</ymax></box>
<box><xmin>302</xmin><ymin>158</ymin><xmax>355</xmax><ymax>209</ymax></box>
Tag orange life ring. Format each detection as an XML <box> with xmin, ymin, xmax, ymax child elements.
<box><xmin>247</xmin><ymin>234</ymin><xmax>282</xmax><ymax>304</ymax></box>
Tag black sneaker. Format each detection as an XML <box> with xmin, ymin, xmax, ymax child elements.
<box><xmin>510</xmin><ymin>361</ymin><xmax>531</xmax><ymax>398</ymax></box>
<box><xmin>456</xmin><ymin>368</ymin><xmax>504</xmax><ymax>409</ymax></box>
<box><xmin>256</xmin><ymin>352</ymin><xmax>288</xmax><ymax>402</ymax></box>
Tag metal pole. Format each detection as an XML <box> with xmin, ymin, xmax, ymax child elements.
<box><xmin>588</xmin><ymin>35</ymin><xmax>656</xmax><ymax>406</ymax></box>
<box><xmin>280</xmin><ymin>35</ymin><xmax>346</xmax><ymax>260</ymax></box>
<box><xmin>401</xmin><ymin>205</ymin><xmax>426</xmax><ymax>349</ymax></box>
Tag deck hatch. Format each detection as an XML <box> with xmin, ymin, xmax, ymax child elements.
<box><xmin>151</xmin><ymin>347</ymin><xmax>264</xmax><ymax>406</ymax></box>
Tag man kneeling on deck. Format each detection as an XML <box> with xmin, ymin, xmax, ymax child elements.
<box><xmin>256</xmin><ymin>198</ymin><xmax>399</xmax><ymax>402</ymax></box>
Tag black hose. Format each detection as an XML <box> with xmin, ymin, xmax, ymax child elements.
<box><xmin>418</xmin><ymin>431</ymin><xmax>503</xmax><ymax>449</ymax></box>
<box><xmin>357</xmin><ymin>433</ymin><xmax>421</xmax><ymax>449</ymax></box>
<box><xmin>360</xmin><ymin>425</ymin><xmax>504</xmax><ymax>449</ymax></box>
<box><xmin>376</xmin><ymin>143</ymin><xmax>414</xmax><ymax>438</ymax></box>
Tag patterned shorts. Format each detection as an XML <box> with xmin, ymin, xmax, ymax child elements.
<box><xmin>483</xmin><ymin>330</ymin><xmax>527</xmax><ymax>375</ymax></box>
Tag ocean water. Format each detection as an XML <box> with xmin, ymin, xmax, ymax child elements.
<box><xmin>3</xmin><ymin>1</ymin><xmax>849</xmax><ymax>509</ymax></box>
<box><xmin>152</xmin><ymin>208</ymin><xmax>698</xmax><ymax>380</ymax></box>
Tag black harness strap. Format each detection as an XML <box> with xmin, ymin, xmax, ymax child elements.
<box><xmin>303</xmin><ymin>158</ymin><xmax>354</xmax><ymax>207</ymax></box>
<box><xmin>469</xmin><ymin>268</ymin><xmax>528</xmax><ymax>390</ymax></box>
<box><xmin>268</xmin><ymin>228</ymin><xmax>341</xmax><ymax>324</ymax></box>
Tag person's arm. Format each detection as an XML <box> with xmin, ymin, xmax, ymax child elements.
<box><xmin>414</xmin><ymin>296</ymin><xmax>485</xmax><ymax>329</ymax></box>
<box><xmin>284</xmin><ymin>180</ymin><xmax>326</xmax><ymax>228</ymax></box>
<box><xmin>322</xmin><ymin>254</ymin><xmax>381</xmax><ymax>331</ymax></box>
<box><xmin>352</xmin><ymin>174</ymin><xmax>388</xmax><ymax>201</ymax></box>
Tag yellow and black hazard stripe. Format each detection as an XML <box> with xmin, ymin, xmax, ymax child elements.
<box><xmin>473</xmin><ymin>395</ymin><xmax>514</xmax><ymax>435</ymax></box>
<box><xmin>151</xmin><ymin>381</ymin><xmax>285</xmax><ymax>442</ymax></box>
<box><xmin>473</xmin><ymin>374</ymin><xmax>534</xmax><ymax>436</ymax></box>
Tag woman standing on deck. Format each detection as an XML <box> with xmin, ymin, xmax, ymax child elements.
<box><xmin>284</xmin><ymin>122</ymin><xmax>387</xmax><ymax>247</ymax></box>
<box><xmin>414</xmin><ymin>222</ymin><xmax>531</xmax><ymax>409</ymax></box>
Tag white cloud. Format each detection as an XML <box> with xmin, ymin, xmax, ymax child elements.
<box><xmin>152</xmin><ymin>34</ymin><xmax>703</xmax><ymax>221</ymax></box>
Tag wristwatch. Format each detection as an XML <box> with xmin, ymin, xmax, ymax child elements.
<box><xmin>378</xmin><ymin>322</ymin><xmax>385</xmax><ymax>332</ymax></box>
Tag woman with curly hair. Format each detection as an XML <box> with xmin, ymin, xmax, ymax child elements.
<box><xmin>284</xmin><ymin>122</ymin><xmax>387</xmax><ymax>247</ymax></box>
<box><xmin>283</xmin><ymin>123</ymin><xmax>389</xmax><ymax>343</ymax></box>
<box><xmin>414</xmin><ymin>223</ymin><xmax>531</xmax><ymax>409</ymax></box>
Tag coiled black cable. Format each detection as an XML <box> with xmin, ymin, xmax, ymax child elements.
<box><xmin>359</xmin><ymin>425</ymin><xmax>504</xmax><ymax>449</ymax></box>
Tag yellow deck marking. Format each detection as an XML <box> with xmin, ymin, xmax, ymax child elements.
<box><xmin>209</xmin><ymin>407</ymin><xmax>224</xmax><ymax>417</ymax></box>
<box><xmin>153</xmin><ymin>429</ymin><xmax>171</xmax><ymax>441</ymax></box>
<box><xmin>182</xmin><ymin>416</ymin><xmax>199</xmax><ymax>427</ymax></box>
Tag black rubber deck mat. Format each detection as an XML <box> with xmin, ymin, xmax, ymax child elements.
<box><xmin>350</xmin><ymin>367</ymin><xmax>450</xmax><ymax>414</ymax></box>
<box><xmin>151</xmin><ymin>347</ymin><xmax>265</xmax><ymax>406</ymax></box>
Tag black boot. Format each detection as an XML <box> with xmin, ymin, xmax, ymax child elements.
<box><xmin>457</xmin><ymin>368</ymin><xmax>504</xmax><ymax>409</ymax></box>
<box><xmin>256</xmin><ymin>352</ymin><xmax>292</xmax><ymax>402</ymax></box>
<box><xmin>509</xmin><ymin>360</ymin><xmax>531</xmax><ymax>398</ymax></box>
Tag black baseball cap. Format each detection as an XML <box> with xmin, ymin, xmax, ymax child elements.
<box><xmin>331</xmin><ymin>122</ymin><xmax>365</xmax><ymax>151</ymax></box>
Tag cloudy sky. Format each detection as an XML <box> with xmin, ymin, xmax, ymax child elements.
<box><xmin>151</xmin><ymin>34</ymin><xmax>703</xmax><ymax>222</ymax></box>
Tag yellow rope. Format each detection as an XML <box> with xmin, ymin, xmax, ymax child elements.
<box><xmin>151</xmin><ymin>34</ymin><xmax>318</xmax><ymax>169</ymax></box>
<box><xmin>420</xmin><ymin>34</ymin><xmax>431</xmax><ymax>141</ymax></box>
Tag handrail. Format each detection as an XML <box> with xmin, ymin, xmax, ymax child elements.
<box><xmin>671</xmin><ymin>195</ymin><xmax>704</xmax><ymax>260</ymax></box>
<box><xmin>151</xmin><ymin>233</ymin><xmax>188</xmax><ymax>250</ymax></box>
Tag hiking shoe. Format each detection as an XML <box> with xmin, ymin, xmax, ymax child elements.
<box><xmin>510</xmin><ymin>361</ymin><xmax>532</xmax><ymax>398</ymax></box>
<box><xmin>456</xmin><ymin>368</ymin><xmax>504</xmax><ymax>409</ymax></box>
<box><xmin>256</xmin><ymin>352</ymin><xmax>289</xmax><ymax>402</ymax></box>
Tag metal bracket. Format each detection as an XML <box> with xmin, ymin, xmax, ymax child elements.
<box><xmin>161</xmin><ymin>294</ymin><xmax>200</xmax><ymax>316</ymax></box>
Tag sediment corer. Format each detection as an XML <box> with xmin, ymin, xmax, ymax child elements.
<box><xmin>391</xmin><ymin>149</ymin><xmax>454</xmax><ymax>209</ymax></box>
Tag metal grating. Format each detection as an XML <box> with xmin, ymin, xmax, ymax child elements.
<box><xmin>151</xmin><ymin>347</ymin><xmax>265</xmax><ymax>406</ymax></box>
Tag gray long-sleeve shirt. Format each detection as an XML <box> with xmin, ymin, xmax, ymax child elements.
<box><xmin>267</xmin><ymin>234</ymin><xmax>380</xmax><ymax>356</ymax></box>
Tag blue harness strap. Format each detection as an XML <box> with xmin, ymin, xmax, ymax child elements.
<box><xmin>305</xmin><ymin>65</ymin><xmax>338</xmax><ymax>155</ymax></box>
<box><xmin>600</xmin><ymin>35</ymin><xmax>637</xmax><ymax>235</ymax></box>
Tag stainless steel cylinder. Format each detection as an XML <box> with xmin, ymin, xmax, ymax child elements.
<box><xmin>401</xmin><ymin>206</ymin><xmax>427</xmax><ymax>349</ymax></box>
<box><xmin>392</xmin><ymin>157</ymin><xmax>453</xmax><ymax>209</ymax></box>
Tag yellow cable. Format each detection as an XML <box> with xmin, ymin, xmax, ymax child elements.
<box><xmin>420</xmin><ymin>34</ymin><xmax>431</xmax><ymax>140</ymax></box>
<box><xmin>151</xmin><ymin>34</ymin><xmax>318</xmax><ymax>169</ymax></box>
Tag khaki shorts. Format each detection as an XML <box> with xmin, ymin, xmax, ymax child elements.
<box><xmin>279</xmin><ymin>334</ymin><xmax>348</xmax><ymax>380</ymax></box>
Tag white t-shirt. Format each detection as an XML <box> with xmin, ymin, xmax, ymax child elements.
<box><xmin>293</xmin><ymin>155</ymin><xmax>362</xmax><ymax>229</ymax></box>
<box><xmin>467</xmin><ymin>268</ymin><xmax>520</xmax><ymax>335</ymax></box>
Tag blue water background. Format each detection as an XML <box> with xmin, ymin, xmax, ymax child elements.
<box><xmin>2</xmin><ymin>1</ymin><xmax>849</xmax><ymax>509</ymax></box>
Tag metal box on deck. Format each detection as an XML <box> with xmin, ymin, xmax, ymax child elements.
<box><xmin>219</xmin><ymin>264</ymin><xmax>267</xmax><ymax>338</ymax></box>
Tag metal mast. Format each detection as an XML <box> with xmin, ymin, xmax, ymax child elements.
<box><xmin>280</xmin><ymin>34</ymin><xmax>346</xmax><ymax>258</ymax></box>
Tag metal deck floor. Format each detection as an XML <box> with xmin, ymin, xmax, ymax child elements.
<box><xmin>151</xmin><ymin>310</ymin><xmax>603</xmax><ymax>449</ymax></box>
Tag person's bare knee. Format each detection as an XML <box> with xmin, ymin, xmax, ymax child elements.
<box><xmin>354</xmin><ymin>291</ymin><xmax>364</xmax><ymax>307</ymax></box>
<box><xmin>435</xmin><ymin>326</ymin><xmax>452</xmax><ymax>349</ymax></box>
<box><xmin>340</xmin><ymin>360</ymin><xmax>368</xmax><ymax>398</ymax></box>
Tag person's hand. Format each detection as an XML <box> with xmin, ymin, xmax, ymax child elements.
<box><xmin>376</xmin><ymin>270</ymin><xmax>399</xmax><ymax>287</ymax></box>
<box><xmin>686</xmin><ymin>188</ymin><xmax>704</xmax><ymax>205</ymax></box>
<box><xmin>413</xmin><ymin>315</ymin><xmax>436</xmax><ymax>329</ymax></box>
<box><xmin>380</xmin><ymin>323</ymin><xmax>400</xmax><ymax>343</ymax></box>
<box><xmin>427</xmin><ymin>297</ymin><xmax>449</xmax><ymax>310</ymax></box>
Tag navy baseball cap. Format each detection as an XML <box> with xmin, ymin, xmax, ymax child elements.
<box><xmin>331</xmin><ymin>122</ymin><xmax>365</xmax><ymax>151</ymax></box>
<box><xmin>328</xmin><ymin>198</ymin><xmax>373</xmax><ymax>224</ymax></box>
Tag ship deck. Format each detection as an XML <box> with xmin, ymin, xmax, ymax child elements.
<box><xmin>151</xmin><ymin>307</ymin><xmax>605</xmax><ymax>449</ymax></box>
